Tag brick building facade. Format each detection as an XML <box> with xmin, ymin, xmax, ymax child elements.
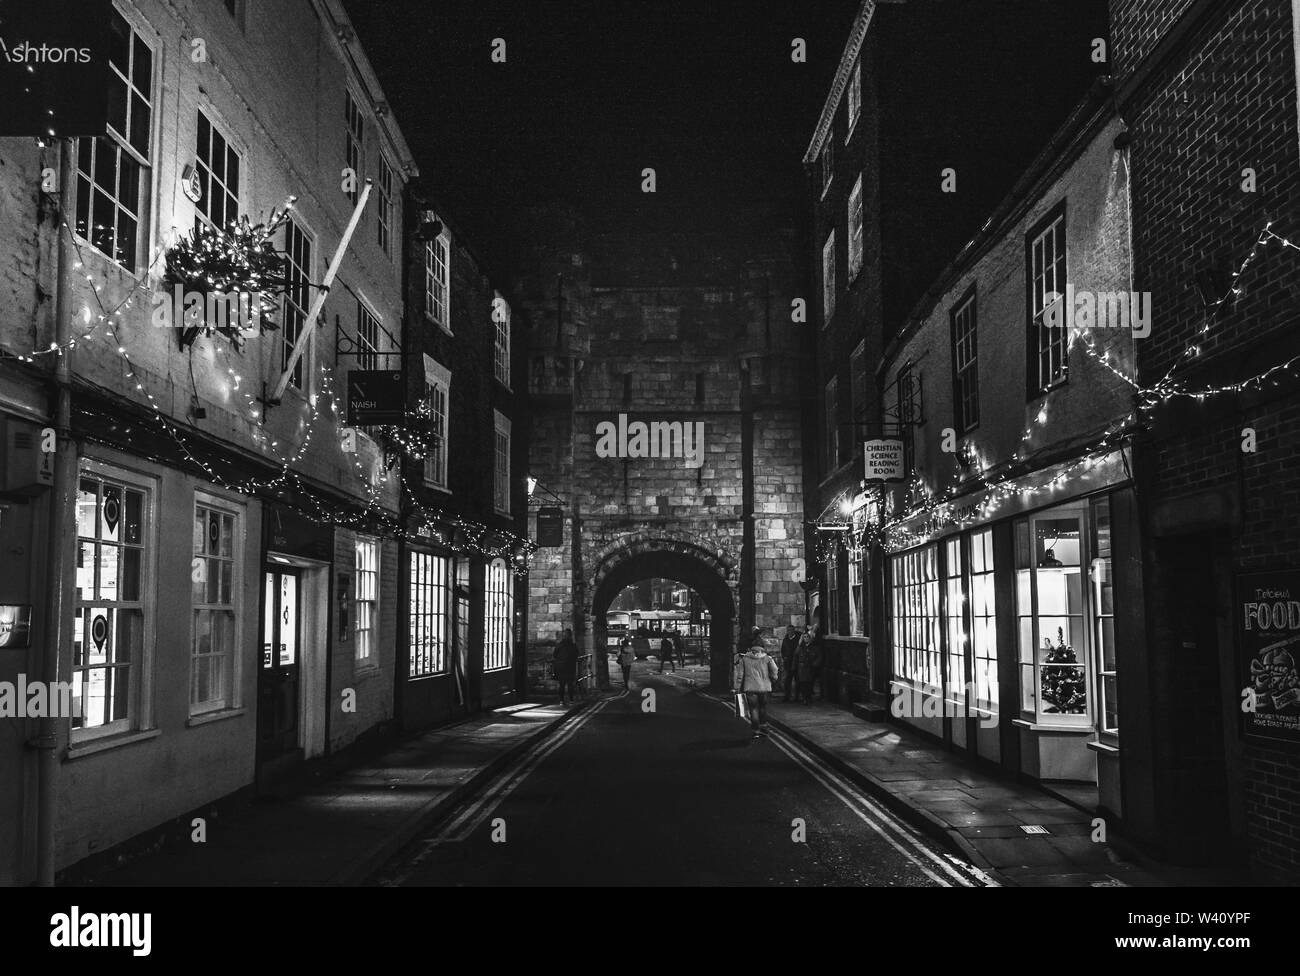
<box><xmin>1112</xmin><ymin>0</ymin><xmax>1300</xmax><ymax>880</ymax></box>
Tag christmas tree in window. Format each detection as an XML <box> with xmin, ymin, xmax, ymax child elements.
<box><xmin>1040</xmin><ymin>627</ymin><xmax>1086</xmax><ymax>714</ymax></box>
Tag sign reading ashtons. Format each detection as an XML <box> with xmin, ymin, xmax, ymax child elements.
<box><xmin>864</xmin><ymin>438</ymin><xmax>904</xmax><ymax>482</ymax></box>
<box><xmin>0</xmin><ymin>0</ymin><xmax>112</xmax><ymax>137</ymax></box>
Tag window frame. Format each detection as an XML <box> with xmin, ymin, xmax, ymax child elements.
<box><xmin>493</xmin><ymin>290</ymin><xmax>511</xmax><ymax>389</ymax></box>
<box><xmin>950</xmin><ymin>284</ymin><xmax>980</xmax><ymax>435</ymax></box>
<box><xmin>422</xmin><ymin>355</ymin><xmax>451</xmax><ymax>490</ymax></box>
<box><xmin>190</xmin><ymin>492</ymin><xmax>243</xmax><ymax>716</ymax></box>
<box><xmin>493</xmin><ymin>410</ymin><xmax>512</xmax><ymax>515</ymax></box>
<box><xmin>1014</xmin><ymin>504</ymin><xmax>1092</xmax><ymax>728</ymax></box>
<box><xmin>377</xmin><ymin>154</ymin><xmax>395</xmax><ymax>257</ymax></box>
<box><xmin>408</xmin><ymin>550</ymin><xmax>450</xmax><ymax>678</ymax></box>
<box><xmin>889</xmin><ymin>543</ymin><xmax>942</xmax><ymax>692</ymax></box>
<box><xmin>344</xmin><ymin>88</ymin><xmax>365</xmax><ymax>206</ymax></box>
<box><xmin>896</xmin><ymin>364</ymin><xmax>918</xmax><ymax>475</ymax></box>
<box><xmin>355</xmin><ymin>296</ymin><xmax>381</xmax><ymax>371</ymax></box>
<box><xmin>824</xmin><ymin>375</ymin><xmax>839</xmax><ymax>473</ymax></box>
<box><xmin>847</xmin><ymin>174</ymin><xmax>864</xmax><ymax>281</ymax></box>
<box><xmin>1090</xmin><ymin>495</ymin><xmax>1118</xmax><ymax>741</ymax></box>
<box><xmin>354</xmin><ymin>536</ymin><xmax>380</xmax><ymax>669</ymax></box>
<box><xmin>71</xmin><ymin>458</ymin><xmax>157</xmax><ymax>743</ymax></box>
<box><xmin>1025</xmin><ymin>200</ymin><xmax>1069</xmax><ymax>400</ymax></box>
<box><xmin>822</xmin><ymin>230</ymin><xmax>837</xmax><ymax>326</ymax></box>
<box><xmin>194</xmin><ymin>108</ymin><xmax>244</xmax><ymax>234</ymax></box>
<box><xmin>820</xmin><ymin>140</ymin><xmax>834</xmax><ymax>197</ymax></box>
<box><xmin>483</xmin><ymin>558</ymin><xmax>513</xmax><ymax>672</ymax></box>
<box><xmin>966</xmin><ymin>527</ymin><xmax>998</xmax><ymax>724</ymax></box>
<box><xmin>281</xmin><ymin>215</ymin><xmax>315</xmax><ymax>394</ymax></box>
<box><xmin>827</xmin><ymin>544</ymin><xmax>841</xmax><ymax>636</ymax></box>
<box><xmin>845</xmin><ymin>60</ymin><xmax>862</xmax><ymax>140</ymax></box>
<box><xmin>424</xmin><ymin>232</ymin><xmax>451</xmax><ymax>334</ymax></box>
<box><xmin>73</xmin><ymin>6</ymin><xmax>156</xmax><ymax>274</ymax></box>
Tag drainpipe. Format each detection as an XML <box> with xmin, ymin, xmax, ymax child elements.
<box><xmin>35</xmin><ymin>137</ymin><xmax>77</xmax><ymax>886</ymax></box>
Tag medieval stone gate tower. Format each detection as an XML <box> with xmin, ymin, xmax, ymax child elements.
<box><xmin>517</xmin><ymin>215</ymin><xmax>811</xmax><ymax>690</ymax></box>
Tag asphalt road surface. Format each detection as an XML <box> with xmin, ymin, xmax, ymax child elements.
<box><xmin>371</xmin><ymin>661</ymin><xmax>992</xmax><ymax>887</ymax></box>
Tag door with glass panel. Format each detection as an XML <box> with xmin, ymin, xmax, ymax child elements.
<box><xmin>258</xmin><ymin>568</ymin><xmax>301</xmax><ymax>757</ymax></box>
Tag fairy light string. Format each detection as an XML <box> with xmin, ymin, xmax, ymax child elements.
<box><xmin>841</xmin><ymin>221</ymin><xmax>1298</xmax><ymax>557</ymax></box>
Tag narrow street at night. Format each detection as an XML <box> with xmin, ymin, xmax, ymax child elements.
<box><xmin>372</xmin><ymin>662</ymin><xmax>984</xmax><ymax>888</ymax></box>
<box><xmin>0</xmin><ymin>0</ymin><xmax>1294</xmax><ymax>959</ymax></box>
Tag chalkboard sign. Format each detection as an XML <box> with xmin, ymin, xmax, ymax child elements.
<box><xmin>1238</xmin><ymin>569</ymin><xmax>1300</xmax><ymax>744</ymax></box>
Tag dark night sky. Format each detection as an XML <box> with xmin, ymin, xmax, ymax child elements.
<box><xmin>344</xmin><ymin>0</ymin><xmax>1107</xmax><ymax>285</ymax></box>
<box><xmin>344</xmin><ymin>0</ymin><xmax>860</xmax><ymax>273</ymax></box>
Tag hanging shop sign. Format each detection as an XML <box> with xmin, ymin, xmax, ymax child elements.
<box><xmin>346</xmin><ymin>370</ymin><xmax>404</xmax><ymax>425</ymax></box>
<box><xmin>863</xmin><ymin>439</ymin><xmax>905</xmax><ymax>482</ymax></box>
<box><xmin>536</xmin><ymin>507</ymin><xmax>563</xmax><ymax>547</ymax></box>
<box><xmin>1237</xmin><ymin>569</ymin><xmax>1300</xmax><ymax>744</ymax></box>
<box><xmin>0</xmin><ymin>0</ymin><xmax>112</xmax><ymax>137</ymax></box>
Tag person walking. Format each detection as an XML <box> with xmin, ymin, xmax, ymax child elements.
<box><xmin>617</xmin><ymin>634</ymin><xmax>636</xmax><ymax>689</ymax></box>
<box><xmin>552</xmin><ymin>628</ymin><xmax>579</xmax><ymax>706</ymax></box>
<box><xmin>671</xmin><ymin>629</ymin><xmax>687</xmax><ymax>669</ymax></box>
<box><xmin>794</xmin><ymin>628</ymin><xmax>822</xmax><ymax>705</ymax></box>
<box><xmin>779</xmin><ymin>624</ymin><xmax>800</xmax><ymax>702</ymax></box>
<box><xmin>733</xmin><ymin>626</ymin><xmax>779</xmax><ymax>738</ymax></box>
<box><xmin>810</xmin><ymin>622</ymin><xmax>827</xmax><ymax>699</ymax></box>
<box><xmin>659</xmin><ymin>633</ymin><xmax>677</xmax><ymax>672</ymax></box>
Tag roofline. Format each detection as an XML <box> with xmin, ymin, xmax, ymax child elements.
<box><xmin>801</xmin><ymin>0</ymin><xmax>879</xmax><ymax>166</ymax></box>
<box><xmin>878</xmin><ymin>78</ymin><xmax>1118</xmax><ymax>372</ymax></box>
<box><xmin>317</xmin><ymin>0</ymin><xmax>421</xmax><ymax>179</ymax></box>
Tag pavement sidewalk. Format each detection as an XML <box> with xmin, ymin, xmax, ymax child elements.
<box><xmin>765</xmin><ymin>698</ymin><xmax>1246</xmax><ymax>887</ymax></box>
<box><xmin>67</xmin><ymin>698</ymin><xmax>589</xmax><ymax>886</ymax></box>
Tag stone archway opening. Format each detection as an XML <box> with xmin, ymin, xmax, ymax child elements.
<box><xmin>590</xmin><ymin>549</ymin><xmax>735</xmax><ymax>692</ymax></box>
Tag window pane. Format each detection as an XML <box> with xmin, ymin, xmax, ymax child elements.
<box><xmin>120</xmin><ymin>547</ymin><xmax>141</xmax><ymax>602</ymax></box>
<box><xmin>132</xmin><ymin>34</ymin><xmax>152</xmax><ymax>91</ymax></box>
<box><xmin>130</xmin><ymin>93</ymin><xmax>150</xmax><ymax>157</ymax></box>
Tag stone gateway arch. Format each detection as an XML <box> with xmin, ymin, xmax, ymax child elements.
<box><xmin>517</xmin><ymin>223</ymin><xmax>812</xmax><ymax>692</ymax></box>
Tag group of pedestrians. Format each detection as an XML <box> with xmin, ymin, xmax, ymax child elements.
<box><xmin>552</xmin><ymin>621</ymin><xmax>823</xmax><ymax>735</ymax></box>
<box><xmin>732</xmin><ymin>622</ymin><xmax>824</xmax><ymax>738</ymax></box>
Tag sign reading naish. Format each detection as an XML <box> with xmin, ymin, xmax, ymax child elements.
<box><xmin>595</xmin><ymin>414</ymin><xmax>705</xmax><ymax>469</ymax></box>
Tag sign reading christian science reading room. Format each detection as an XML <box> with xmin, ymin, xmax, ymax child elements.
<box><xmin>864</xmin><ymin>438</ymin><xmax>905</xmax><ymax>482</ymax></box>
<box><xmin>1238</xmin><ymin>570</ymin><xmax>1300</xmax><ymax>743</ymax></box>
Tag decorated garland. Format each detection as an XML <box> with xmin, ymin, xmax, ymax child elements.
<box><xmin>163</xmin><ymin>211</ymin><xmax>291</xmax><ymax>351</ymax></box>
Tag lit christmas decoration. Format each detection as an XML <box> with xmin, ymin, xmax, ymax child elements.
<box><xmin>162</xmin><ymin>209</ymin><xmax>291</xmax><ymax>350</ymax></box>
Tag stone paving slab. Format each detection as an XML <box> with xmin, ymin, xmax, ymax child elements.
<box><xmin>764</xmin><ymin>698</ymin><xmax>1236</xmax><ymax>888</ymax></box>
<box><xmin>65</xmin><ymin>699</ymin><xmax>587</xmax><ymax>886</ymax></box>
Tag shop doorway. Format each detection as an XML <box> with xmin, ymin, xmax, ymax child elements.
<box><xmin>257</xmin><ymin>557</ymin><xmax>329</xmax><ymax>778</ymax></box>
<box><xmin>259</xmin><ymin>568</ymin><xmax>301</xmax><ymax>759</ymax></box>
<box><xmin>1159</xmin><ymin>534</ymin><xmax>1233</xmax><ymax>862</ymax></box>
